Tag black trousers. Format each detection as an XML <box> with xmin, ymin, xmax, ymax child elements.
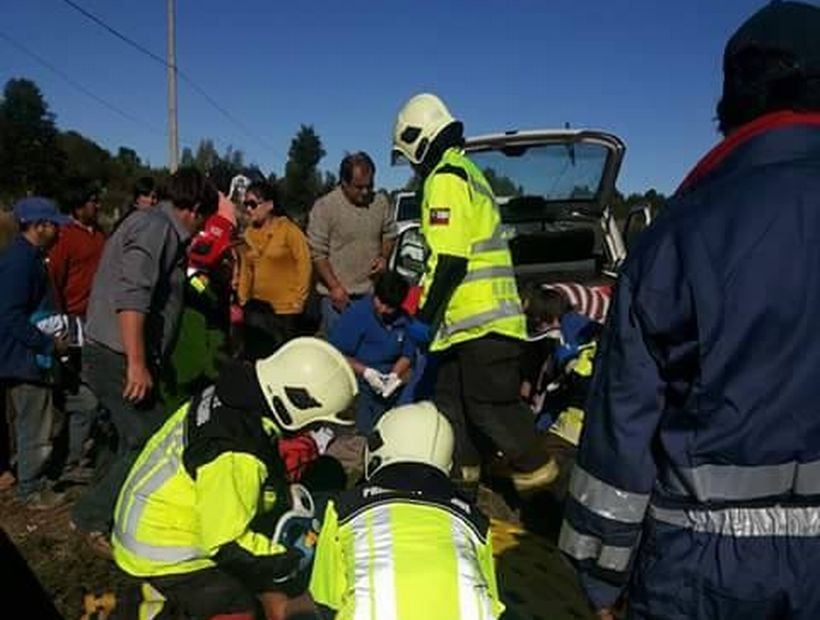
<box><xmin>241</xmin><ymin>300</ymin><xmax>300</xmax><ymax>361</ymax></box>
<box><xmin>434</xmin><ymin>334</ymin><xmax>547</xmax><ymax>473</ymax></box>
<box><xmin>105</xmin><ymin>568</ymin><xmax>260</xmax><ymax>620</ymax></box>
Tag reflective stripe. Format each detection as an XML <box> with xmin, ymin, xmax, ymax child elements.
<box><xmin>469</xmin><ymin>178</ymin><xmax>495</xmax><ymax>206</ymax></box>
<box><xmin>194</xmin><ymin>385</ymin><xmax>217</xmax><ymax>426</ymax></box>
<box><xmin>115</xmin><ymin>417</ymin><xmax>203</xmax><ymax>563</ymax></box>
<box><xmin>568</xmin><ymin>466</ymin><xmax>649</xmax><ymax>524</ymax></box>
<box><xmin>650</xmin><ymin>504</ymin><xmax>820</xmax><ymax>537</ymax></box>
<box><xmin>370</xmin><ymin>505</ymin><xmax>397</xmax><ymax>620</ymax></box>
<box><xmin>138</xmin><ymin>582</ymin><xmax>166</xmax><ymax>620</ymax></box>
<box><xmin>471</xmin><ymin>227</ymin><xmax>508</xmax><ymax>254</ymax></box>
<box><xmin>452</xmin><ymin>520</ymin><xmax>494</xmax><ymax>620</ymax></box>
<box><xmin>660</xmin><ymin>460</ymin><xmax>820</xmax><ymax>502</ymax></box>
<box><xmin>439</xmin><ymin>300</ymin><xmax>522</xmax><ymax>338</ymax></box>
<box><xmin>558</xmin><ymin>521</ymin><xmax>634</xmax><ymax>572</ymax></box>
<box><xmin>351</xmin><ymin>506</ymin><xmax>397</xmax><ymax>620</ymax></box>
<box><xmin>351</xmin><ymin>509</ymin><xmax>372</xmax><ymax>620</ymax></box>
<box><xmin>117</xmin><ymin>528</ymin><xmax>202</xmax><ymax>563</ymax></box>
<box><xmin>461</xmin><ymin>265</ymin><xmax>516</xmax><ymax>284</ymax></box>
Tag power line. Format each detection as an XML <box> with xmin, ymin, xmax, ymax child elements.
<box><xmin>60</xmin><ymin>0</ymin><xmax>168</xmax><ymax>67</ymax></box>
<box><xmin>57</xmin><ymin>0</ymin><xmax>277</xmax><ymax>157</ymax></box>
<box><xmin>0</xmin><ymin>30</ymin><xmax>164</xmax><ymax>136</ymax></box>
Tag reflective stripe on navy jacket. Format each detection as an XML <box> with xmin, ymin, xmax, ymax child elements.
<box><xmin>559</xmin><ymin>113</ymin><xmax>820</xmax><ymax>608</ymax></box>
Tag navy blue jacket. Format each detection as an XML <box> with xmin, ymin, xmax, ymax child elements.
<box><xmin>0</xmin><ymin>235</ymin><xmax>54</xmax><ymax>382</ymax></box>
<box><xmin>560</xmin><ymin>116</ymin><xmax>820</xmax><ymax>608</ymax></box>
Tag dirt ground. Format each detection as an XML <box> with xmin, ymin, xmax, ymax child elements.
<box><xmin>0</xmin><ymin>485</ymin><xmax>131</xmax><ymax>619</ymax></box>
<box><xmin>0</xmin><ymin>433</ymin><xmax>592</xmax><ymax>620</ymax></box>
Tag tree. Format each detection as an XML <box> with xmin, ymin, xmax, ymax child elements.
<box><xmin>58</xmin><ymin>131</ymin><xmax>112</xmax><ymax>184</ymax></box>
<box><xmin>194</xmin><ymin>139</ymin><xmax>218</xmax><ymax>172</ymax></box>
<box><xmin>223</xmin><ymin>145</ymin><xmax>244</xmax><ymax>171</ymax></box>
<box><xmin>281</xmin><ymin>125</ymin><xmax>326</xmax><ymax>217</ymax></box>
<box><xmin>180</xmin><ymin>146</ymin><xmax>195</xmax><ymax>168</ymax></box>
<box><xmin>0</xmin><ymin>78</ymin><xmax>65</xmax><ymax>199</ymax></box>
<box><xmin>482</xmin><ymin>167</ymin><xmax>521</xmax><ymax>198</ymax></box>
<box><xmin>611</xmin><ymin>188</ymin><xmax>668</xmax><ymax>220</ymax></box>
<box><xmin>321</xmin><ymin>171</ymin><xmax>337</xmax><ymax>196</ymax></box>
<box><xmin>116</xmin><ymin>147</ymin><xmax>142</xmax><ymax>175</ymax></box>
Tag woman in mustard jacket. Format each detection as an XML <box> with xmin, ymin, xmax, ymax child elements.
<box><xmin>238</xmin><ymin>181</ymin><xmax>311</xmax><ymax>358</ymax></box>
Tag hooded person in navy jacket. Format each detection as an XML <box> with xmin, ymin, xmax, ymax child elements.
<box><xmin>560</xmin><ymin>3</ymin><xmax>820</xmax><ymax>619</ymax></box>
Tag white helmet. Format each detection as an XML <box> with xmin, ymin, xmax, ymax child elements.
<box><xmin>255</xmin><ymin>337</ymin><xmax>358</xmax><ymax>432</ymax></box>
<box><xmin>365</xmin><ymin>401</ymin><xmax>454</xmax><ymax>479</ymax></box>
<box><xmin>392</xmin><ymin>93</ymin><xmax>459</xmax><ymax>166</ymax></box>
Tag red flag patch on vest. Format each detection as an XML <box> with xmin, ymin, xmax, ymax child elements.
<box><xmin>429</xmin><ymin>208</ymin><xmax>451</xmax><ymax>226</ymax></box>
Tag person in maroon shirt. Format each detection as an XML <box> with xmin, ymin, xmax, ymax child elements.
<box><xmin>48</xmin><ymin>180</ymin><xmax>106</xmax><ymax>482</ymax></box>
<box><xmin>49</xmin><ymin>186</ymin><xmax>106</xmax><ymax>317</ymax></box>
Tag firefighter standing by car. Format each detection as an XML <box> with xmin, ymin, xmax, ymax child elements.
<box><xmin>309</xmin><ymin>401</ymin><xmax>504</xmax><ymax>619</ymax></box>
<box><xmin>392</xmin><ymin>93</ymin><xmax>556</xmax><ymax>491</ymax></box>
<box><xmin>110</xmin><ymin>337</ymin><xmax>357</xmax><ymax>620</ymax></box>
<box><xmin>560</xmin><ymin>3</ymin><xmax>820</xmax><ymax>619</ymax></box>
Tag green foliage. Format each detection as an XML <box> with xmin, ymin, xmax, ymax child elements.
<box><xmin>281</xmin><ymin>124</ymin><xmax>327</xmax><ymax>217</ymax></box>
<box><xmin>611</xmin><ymin>188</ymin><xmax>667</xmax><ymax>221</ymax></box>
<box><xmin>0</xmin><ymin>78</ymin><xmax>65</xmax><ymax>200</ymax></box>
<box><xmin>0</xmin><ymin>76</ymin><xmax>669</xmax><ymax>236</ymax></box>
<box><xmin>482</xmin><ymin>167</ymin><xmax>522</xmax><ymax>198</ymax></box>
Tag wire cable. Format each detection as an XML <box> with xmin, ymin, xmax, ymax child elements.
<box><xmin>0</xmin><ymin>30</ymin><xmax>164</xmax><ymax>136</ymax></box>
<box><xmin>57</xmin><ymin>0</ymin><xmax>277</xmax><ymax>156</ymax></box>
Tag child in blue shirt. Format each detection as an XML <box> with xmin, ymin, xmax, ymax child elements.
<box><xmin>329</xmin><ymin>272</ymin><xmax>416</xmax><ymax>433</ymax></box>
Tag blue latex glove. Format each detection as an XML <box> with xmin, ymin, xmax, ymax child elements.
<box><xmin>406</xmin><ymin>319</ymin><xmax>432</xmax><ymax>346</ymax></box>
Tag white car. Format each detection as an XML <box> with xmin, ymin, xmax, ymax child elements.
<box><xmin>390</xmin><ymin>128</ymin><xmax>651</xmax><ymax>288</ymax></box>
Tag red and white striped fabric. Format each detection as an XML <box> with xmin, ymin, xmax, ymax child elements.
<box><xmin>545</xmin><ymin>282</ymin><xmax>612</xmax><ymax>324</ymax></box>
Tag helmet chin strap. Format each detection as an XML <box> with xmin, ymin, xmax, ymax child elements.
<box><xmin>416</xmin><ymin>121</ymin><xmax>465</xmax><ymax>179</ymax></box>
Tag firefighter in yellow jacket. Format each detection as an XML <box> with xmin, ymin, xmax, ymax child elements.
<box><xmin>309</xmin><ymin>401</ymin><xmax>504</xmax><ymax>619</ymax></box>
<box><xmin>393</xmin><ymin>93</ymin><xmax>556</xmax><ymax>491</ymax></box>
<box><xmin>110</xmin><ymin>337</ymin><xmax>357</xmax><ymax>620</ymax></box>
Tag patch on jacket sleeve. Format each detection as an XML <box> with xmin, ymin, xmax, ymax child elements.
<box><xmin>429</xmin><ymin>208</ymin><xmax>451</xmax><ymax>226</ymax></box>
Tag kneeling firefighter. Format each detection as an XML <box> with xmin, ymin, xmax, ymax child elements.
<box><xmin>111</xmin><ymin>337</ymin><xmax>357</xmax><ymax>620</ymax></box>
<box><xmin>310</xmin><ymin>401</ymin><xmax>505</xmax><ymax>619</ymax></box>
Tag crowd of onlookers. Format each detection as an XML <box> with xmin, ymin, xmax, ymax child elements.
<box><xmin>0</xmin><ymin>148</ymin><xmax>604</xmax><ymax>558</ymax></box>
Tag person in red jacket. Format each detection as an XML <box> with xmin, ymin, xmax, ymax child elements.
<box><xmin>48</xmin><ymin>179</ymin><xmax>106</xmax><ymax>482</ymax></box>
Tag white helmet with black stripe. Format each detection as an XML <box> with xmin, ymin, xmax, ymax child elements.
<box><xmin>255</xmin><ymin>337</ymin><xmax>358</xmax><ymax>431</ymax></box>
<box><xmin>392</xmin><ymin>93</ymin><xmax>459</xmax><ymax>166</ymax></box>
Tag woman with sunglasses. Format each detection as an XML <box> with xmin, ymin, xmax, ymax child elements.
<box><xmin>237</xmin><ymin>180</ymin><xmax>311</xmax><ymax>359</ymax></box>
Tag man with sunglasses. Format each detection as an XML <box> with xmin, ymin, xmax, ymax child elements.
<box><xmin>308</xmin><ymin>152</ymin><xmax>398</xmax><ymax>335</ymax></box>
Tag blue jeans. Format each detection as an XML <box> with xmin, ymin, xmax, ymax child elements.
<box><xmin>63</xmin><ymin>383</ymin><xmax>99</xmax><ymax>466</ymax></box>
<box><xmin>8</xmin><ymin>382</ymin><xmax>55</xmax><ymax>497</ymax></box>
<box><xmin>319</xmin><ymin>296</ymin><xmax>343</xmax><ymax>337</ymax></box>
<box><xmin>356</xmin><ymin>377</ymin><xmax>404</xmax><ymax>435</ymax></box>
<box><xmin>397</xmin><ymin>352</ymin><xmax>439</xmax><ymax>405</ymax></box>
<box><xmin>72</xmin><ymin>343</ymin><xmax>166</xmax><ymax>533</ymax></box>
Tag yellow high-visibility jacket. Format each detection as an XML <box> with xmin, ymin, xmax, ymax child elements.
<box><xmin>420</xmin><ymin>147</ymin><xmax>526</xmax><ymax>351</ymax></box>
<box><xmin>310</xmin><ymin>463</ymin><xmax>504</xmax><ymax>619</ymax></box>
<box><xmin>111</xmin><ymin>367</ymin><xmax>300</xmax><ymax>591</ymax></box>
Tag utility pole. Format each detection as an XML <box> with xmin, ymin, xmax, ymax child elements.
<box><xmin>167</xmin><ymin>0</ymin><xmax>179</xmax><ymax>172</ymax></box>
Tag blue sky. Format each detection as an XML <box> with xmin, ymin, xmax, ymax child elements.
<box><xmin>2</xmin><ymin>0</ymin><xmax>772</xmax><ymax>195</ymax></box>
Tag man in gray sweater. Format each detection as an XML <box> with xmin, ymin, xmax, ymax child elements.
<box><xmin>72</xmin><ymin>168</ymin><xmax>218</xmax><ymax>553</ymax></box>
<box><xmin>308</xmin><ymin>152</ymin><xmax>398</xmax><ymax>334</ymax></box>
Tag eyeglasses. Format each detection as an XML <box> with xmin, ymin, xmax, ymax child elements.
<box><xmin>243</xmin><ymin>200</ymin><xmax>260</xmax><ymax>210</ymax></box>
